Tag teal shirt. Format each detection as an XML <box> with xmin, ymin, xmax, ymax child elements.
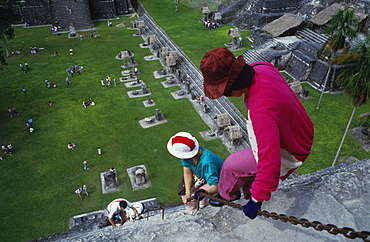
<box><xmin>181</xmin><ymin>146</ymin><xmax>223</xmax><ymax>186</ymax></box>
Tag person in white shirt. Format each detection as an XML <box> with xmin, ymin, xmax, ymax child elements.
<box><xmin>106</xmin><ymin>199</ymin><xmax>139</xmax><ymax>227</ymax></box>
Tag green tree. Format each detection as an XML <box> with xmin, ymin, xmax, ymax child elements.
<box><xmin>332</xmin><ymin>38</ymin><xmax>370</xmax><ymax>166</ymax></box>
<box><xmin>317</xmin><ymin>7</ymin><xmax>360</xmax><ymax>109</ymax></box>
<box><xmin>322</xmin><ymin>7</ymin><xmax>359</xmax><ymax>55</ymax></box>
<box><xmin>0</xmin><ymin>0</ymin><xmax>21</xmax><ymax>59</ymax></box>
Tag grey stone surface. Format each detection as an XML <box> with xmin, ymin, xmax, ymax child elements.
<box><xmin>170</xmin><ymin>90</ymin><xmax>190</xmax><ymax>100</ymax></box>
<box><xmin>144</xmin><ymin>55</ymin><xmax>159</xmax><ymax>61</ymax></box>
<box><xmin>36</xmin><ymin>160</ymin><xmax>370</xmax><ymax>242</ymax></box>
<box><xmin>142</xmin><ymin>99</ymin><xmax>156</xmax><ymax>107</ymax></box>
<box><xmin>100</xmin><ymin>171</ymin><xmax>120</xmax><ymax>194</ymax></box>
<box><xmin>348</xmin><ymin>127</ymin><xmax>370</xmax><ymax>152</ymax></box>
<box><xmin>126</xmin><ymin>165</ymin><xmax>152</xmax><ymax>191</ymax></box>
<box><xmin>153</xmin><ymin>71</ymin><xmax>169</xmax><ymax>79</ymax></box>
<box><xmin>124</xmin><ymin>80</ymin><xmax>145</xmax><ymax>88</ymax></box>
<box><xmin>138</xmin><ymin>116</ymin><xmax>167</xmax><ymax>129</ymax></box>
<box><xmin>127</xmin><ymin>89</ymin><xmax>151</xmax><ymax>98</ymax></box>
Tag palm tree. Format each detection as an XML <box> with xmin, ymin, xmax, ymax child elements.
<box><xmin>332</xmin><ymin>38</ymin><xmax>370</xmax><ymax>166</ymax></box>
<box><xmin>322</xmin><ymin>7</ymin><xmax>359</xmax><ymax>56</ymax></box>
<box><xmin>317</xmin><ymin>7</ymin><xmax>359</xmax><ymax>109</ymax></box>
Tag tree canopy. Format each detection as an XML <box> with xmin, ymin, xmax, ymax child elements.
<box><xmin>320</xmin><ymin>7</ymin><xmax>359</xmax><ymax>58</ymax></box>
<box><xmin>336</xmin><ymin>38</ymin><xmax>370</xmax><ymax>107</ymax></box>
<box><xmin>0</xmin><ymin>0</ymin><xmax>21</xmax><ymax>60</ymax></box>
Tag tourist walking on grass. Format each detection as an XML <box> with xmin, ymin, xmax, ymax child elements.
<box><xmin>66</xmin><ymin>77</ymin><xmax>70</xmax><ymax>87</ymax></box>
<box><xmin>11</xmin><ymin>106</ymin><xmax>18</xmax><ymax>115</ymax></box>
<box><xmin>83</xmin><ymin>185</ymin><xmax>89</xmax><ymax>196</ymax></box>
<box><xmin>22</xmin><ymin>87</ymin><xmax>26</xmax><ymax>96</ymax></box>
<box><xmin>98</xmin><ymin>147</ymin><xmax>102</xmax><ymax>155</ymax></box>
<box><xmin>83</xmin><ymin>159</ymin><xmax>89</xmax><ymax>170</ymax></box>
<box><xmin>7</xmin><ymin>143</ymin><xmax>13</xmax><ymax>153</ymax></box>
<box><xmin>75</xmin><ymin>187</ymin><xmax>83</xmax><ymax>200</ymax></box>
<box><xmin>20</xmin><ymin>63</ymin><xmax>26</xmax><ymax>73</ymax></box>
<box><xmin>8</xmin><ymin>107</ymin><xmax>12</xmax><ymax>117</ymax></box>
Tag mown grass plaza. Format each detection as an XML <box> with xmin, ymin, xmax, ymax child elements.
<box><xmin>1</xmin><ymin>1</ymin><xmax>369</xmax><ymax>241</ymax></box>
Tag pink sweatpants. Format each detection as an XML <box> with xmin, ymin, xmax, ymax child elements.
<box><xmin>219</xmin><ymin>148</ymin><xmax>258</xmax><ymax>201</ymax></box>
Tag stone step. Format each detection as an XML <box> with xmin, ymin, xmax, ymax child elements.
<box><xmin>51</xmin><ymin>0</ymin><xmax>94</xmax><ymax>31</ymax></box>
<box><xmin>69</xmin><ymin>198</ymin><xmax>160</xmax><ymax>230</ymax></box>
<box><xmin>296</xmin><ymin>28</ymin><xmax>328</xmax><ymax>44</ymax></box>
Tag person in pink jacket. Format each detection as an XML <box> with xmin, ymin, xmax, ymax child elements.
<box><xmin>200</xmin><ymin>48</ymin><xmax>314</xmax><ymax>219</ymax></box>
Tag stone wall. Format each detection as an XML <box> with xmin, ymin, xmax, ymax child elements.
<box><xmin>114</xmin><ymin>0</ymin><xmax>130</xmax><ymax>15</ymax></box>
<box><xmin>14</xmin><ymin>0</ymin><xmax>130</xmax><ymax>28</ymax></box>
<box><xmin>89</xmin><ymin>0</ymin><xmax>117</xmax><ymax>20</ymax></box>
<box><xmin>15</xmin><ymin>0</ymin><xmax>52</xmax><ymax>26</ymax></box>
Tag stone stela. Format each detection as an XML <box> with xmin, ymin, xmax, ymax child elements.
<box><xmin>100</xmin><ymin>169</ymin><xmax>120</xmax><ymax>194</ymax></box>
<box><xmin>126</xmin><ymin>165</ymin><xmax>151</xmax><ymax>191</ymax></box>
<box><xmin>139</xmin><ymin>108</ymin><xmax>167</xmax><ymax>128</ymax></box>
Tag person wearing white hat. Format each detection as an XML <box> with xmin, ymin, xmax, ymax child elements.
<box><xmin>167</xmin><ymin>131</ymin><xmax>223</xmax><ymax>213</ymax></box>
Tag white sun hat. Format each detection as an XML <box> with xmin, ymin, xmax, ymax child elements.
<box><xmin>167</xmin><ymin>132</ymin><xmax>199</xmax><ymax>159</ymax></box>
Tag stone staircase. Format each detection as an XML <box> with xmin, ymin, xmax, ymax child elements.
<box><xmin>242</xmin><ymin>49</ymin><xmax>272</xmax><ymax>64</ymax></box>
<box><xmin>50</xmin><ymin>0</ymin><xmax>94</xmax><ymax>32</ymax></box>
<box><xmin>296</xmin><ymin>28</ymin><xmax>329</xmax><ymax>45</ymax></box>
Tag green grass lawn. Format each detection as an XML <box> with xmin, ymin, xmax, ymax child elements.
<box><xmin>0</xmin><ymin>1</ymin><xmax>369</xmax><ymax>241</ymax></box>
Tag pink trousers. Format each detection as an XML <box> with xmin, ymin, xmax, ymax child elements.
<box><xmin>219</xmin><ymin>148</ymin><xmax>258</xmax><ymax>201</ymax></box>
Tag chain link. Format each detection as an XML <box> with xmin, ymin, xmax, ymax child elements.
<box><xmin>139</xmin><ymin>192</ymin><xmax>369</xmax><ymax>241</ymax></box>
<box><xmin>197</xmin><ymin>192</ymin><xmax>370</xmax><ymax>241</ymax></box>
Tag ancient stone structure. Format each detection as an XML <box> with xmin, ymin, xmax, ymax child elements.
<box><xmin>14</xmin><ymin>0</ymin><xmax>131</xmax><ymax>30</ymax></box>
<box><xmin>206</xmin><ymin>0</ymin><xmax>370</xmax><ymax>92</ymax></box>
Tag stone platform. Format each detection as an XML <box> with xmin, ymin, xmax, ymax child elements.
<box><xmin>126</xmin><ymin>165</ymin><xmax>152</xmax><ymax>191</ymax></box>
<box><xmin>139</xmin><ymin>116</ymin><xmax>167</xmax><ymax>129</ymax></box>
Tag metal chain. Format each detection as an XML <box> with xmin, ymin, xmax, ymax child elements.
<box><xmin>197</xmin><ymin>192</ymin><xmax>370</xmax><ymax>241</ymax></box>
<box><xmin>140</xmin><ymin>192</ymin><xmax>369</xmax><ymax>241</ymax></box>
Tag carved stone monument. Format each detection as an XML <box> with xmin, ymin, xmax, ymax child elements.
<box><xmin>214</xmin><ymin>12</ymin><xmax>222</xmax><ymax>21</ymax></box>
<box><xmin>141</xmin><ymin>84</ymin><xmax>147</xmax><ymax>94</ymax></box>
<box><xmin>155</xmin><ymin>108</ymin><xmax>164</xmax><ymax>121</ymax></box>
<box><xmin>226</xmin><ymin>125</ymin><xmax>243</xmax><ymax>145</ymax></box>
<box><xmin>100</xmin><ymin>169</ymin><xmax>120</xmax><ymax>194</ymax></box>
<box><xmin>147</xmin><ymin>95</ymin><xmax>153</xmax><ymax>104</ymax></box>
<box><xmin>126</xmin><ymin>165</ymin><xmax>152</xmax><ymax>191</ymax></box>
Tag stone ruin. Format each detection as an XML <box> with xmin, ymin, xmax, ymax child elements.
<box><xmin>214</xmin><ymin>0</ymin><xmax>370</xmax><ymax>93</ymax></box>
<box><xmin>226</xmin><ymin>28</ymin><xmax>241</xmax><ymax>49</ymax></box>
<box><xmin>100</xmin><ymin>169</ymin><xmax>119</xmax><ymax>194</ymax></box>
<box><xmin>225</xmin><ymin>125</ymin><xmax>243</xmax><ymax>145</ymax></box>
<box><xmin>134</xmin><ymin>20</ymin><xmax>145</xmax><ymax>35</ymax></box>
<box><xmin>126</xmin><ymin>165</ymin><xmax>151</xmax><ymax>191</ymax></box>
<box><xmin>201</xmin><ymin>7</ymin><xmax>211</xmax><ymax>21</ymax></box>
<box><xmin>155</xmin><ymin>108</ymin><xmax>164</xmax><ymax>121</ymax></box>
<box><xmin>116</xmin><ymin>49</ymin><xmax>133</xmax><ymax>60</ymax></box>
<box><xmin>215</xmin><ymin>113</ymin><xmax>231</xmax><ymax>135</ymax></box>
<box><xmin>165</xmin><ymin>51</ymin><xmax>179</xmax><ymax>74</ymax></box>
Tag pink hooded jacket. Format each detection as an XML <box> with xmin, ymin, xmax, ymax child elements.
<box><xmin>245</xmin><ymin>62</ymin><xmax>314</xmax><ymax>202</ymax></box>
